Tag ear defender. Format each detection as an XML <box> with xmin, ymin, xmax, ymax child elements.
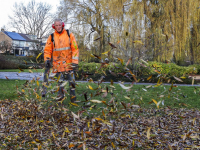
<box><xmin>52</xmin><ymin>22</ymin><xmax>65</xmax><ymax>29</ymax></box>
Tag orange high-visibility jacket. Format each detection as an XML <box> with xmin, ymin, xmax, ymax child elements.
<box><xmin>44</xmin><ymin>29</ymin><xmax>79</xmax><ymax>73</ymax></box>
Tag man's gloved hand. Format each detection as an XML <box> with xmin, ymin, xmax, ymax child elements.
<box><xmin>45</xmin><ymin>59</ymin><xmax>51</xmax><ymax>68</ymax></box>
<box><xmin>71</xmin><ymin>63</ymin><xmax>78</xmax><ymax>71</ymax></box>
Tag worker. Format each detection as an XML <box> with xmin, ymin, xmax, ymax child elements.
<box><xmin>42</xmin><ymin>18</ymin><xmax>79</xmax><ymax>102</ymax></box>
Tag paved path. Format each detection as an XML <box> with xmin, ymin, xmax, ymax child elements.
<box><xmin>0</xmin><ymin>72</ymin><xmax>43</xmax><ymax>81</ymax></box>
<box><xmin>0</xmin><ymin>72</ymin><xmax>200</xmax><ymax>86</ymax></box>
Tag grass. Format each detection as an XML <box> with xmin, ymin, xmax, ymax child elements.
<box><xmin>1</xmin><ymin>79</ymin><xmax>200</xmax><ymax>112</ymax></box>
<box><xmin>1</xmin><ymin>79</ymin><xmax>200</xmax><ymax>149</ymax></box>
<box><xmin>0</xmin><ymin>79</ymin><xmax>25</xmax><ymax>100</ymax></box>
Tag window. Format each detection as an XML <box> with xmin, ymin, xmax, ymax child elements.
<box><xmin>19</xmin><ymin>41</ymin><xmax>25</xmax><ymax>47</ymax></box>
<box><xmin>13</xmin><ymin>40</ymin><xmax>19</xmax><ymax>46</ymax></box>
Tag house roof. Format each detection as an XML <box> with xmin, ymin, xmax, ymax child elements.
<box><xmin>18</xmin><ymin>33</ymin><xmax>32</xmax><ymax>42</ymax></box>
<box><xmin>2</xmin><ymin>31</ymin><xmax>45</xmax><ymax>45</ymax></box>
<box><xmin>4</xmin><ymin>31</ymin><xmax>26</xmax><ymax>41</ymax></box>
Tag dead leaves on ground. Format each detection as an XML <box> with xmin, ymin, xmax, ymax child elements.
<box><xmin>1</xmin><ymin>99</ymin><xmax>200</xmax><ymax>149</ymax></box>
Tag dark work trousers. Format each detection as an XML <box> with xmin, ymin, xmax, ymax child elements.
<box><xmin>42</xmin><ymin>65</ymin><xmax>50</xmax><ymax>96</ymax></box>
<box><xmin>56</xmin><ymin>71</ymin><xmax>76</xmax><ymax>102</ymax></box>
<box><xmin>43</xmin><ymin>70</ymin><xmax>76</xmax><ymax>102</ymax></box>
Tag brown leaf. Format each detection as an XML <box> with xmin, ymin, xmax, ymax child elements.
<box><xmin>18</xmin><ymin>68</ymin><xmax>24</xmax><ymax>72</ymax></box>
<box><xmin>111</xmin><ymin>79</ymin><xmax>113</xmax><ymax>85</ymax></box>
<box><xmin>93</xmin><ymin>54</ymin><xmax>101</xmax><ymax>59</ymax></box>
<box><xmin>173</xmin><ymin>76</ymin><xmax>183</xmax><ymax>82</ymax></box>
<box><xmin>126</xmin><ymin>57</ymin><xmax>132</xmax><ymax>66</ymax></box>
<box><xmin>83</xmin><ymin>92</ymin><xmax>88</xmax><ymax>101</ymax></box>
<box><xmin>117</xmin><ymin>58</ymin><xmax>124</xmax><ymax>64</ymax></box>
<box><xmin>94</xmin><ymin>37</ymin><xmax>101</xmax><ymax>41</ymax></box>
<box><xmin>102</xmin><ymin>110</ymin><xmax>105</xmax><ymax>117</ymax></box>
<box><xmin>99</xmin><ymin>63</ymin><xmax>108</xmax><ymax>69</ymax></box>
<box><xmin>154</xmin><ymin>70</ymin><xmax>161</xmax><ymax>74</ymax></box>
<box><xmin>169</xmin><ymin>82</ymin><xmax>173</xmax><ymax>91</ymax></box>
<box><xmin>77</xmin><ymin>144</ymin><xmax>83</xmax><ymax>148</ymax></box>
<box><xmin>108</xmin><ymin>42</ymin><xmax>117</xmax><ymax>49</ymax></box>
<box><xmin>147</xmin><ymin>75</ymin><xmax>152</xmax><ymax>81</ymax></box>
<box><xmin>121</xmin><ymin>102</ymin><xmax>127</xmax><ymax>109</ymax></box>
<box><xmin>85</xmin><ymin>131</ymin><xmax>92</xmax><ymax>136</ymax></box>
<box><xmin>69</xmin><ymin>143</ymin><xmax>75</xmax><ymax>148</ymax></box>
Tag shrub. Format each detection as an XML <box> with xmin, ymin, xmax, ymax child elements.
<box><xmin>76</xmin><ymin>61</ymin><xmax>197</xmax><ymax>83</ymax></box>
<box><xmin>149</xmin><ymin>61</ymin><xmax>198</xmax><ymax>76</ymax></box>
<box><xmin>0</xmin><ymin>55</ymin><xmax>18</xmax><ymax>69</ymax></box>
<box><xmin>0</xmin><ymin>55</ymin><xmax>44</xmax><ymax>69</ymax></box>
<box><xmin>188</xmin><ymin>64</ymin><xmax>200</xmax><ymax>74</ymax></box>
<box><xmin>76</xmin><ymin>61</ymin><xmax>133</xmax><ymax>82</ymax></box>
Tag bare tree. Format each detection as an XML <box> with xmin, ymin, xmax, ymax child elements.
<box><xmin>9</xmin><ymin>0</ymin><xmax>55</xmax><ymax>38</ymax></box>
<box><xmin>0</xmin><ymin>40</ymin><xmax>13</xmax><ymax>55</ymax></box>
<box><xmin>58</xmin><ymin>0</ymin><xmax>111</xmax><ymax>55</ymax></box>
<box><xmin>58</xmin><ymin>0</ymin><xmax>134</xmax><ymax>61</ymax></box>
<box><xmin>29</xmin><ymin>40</ymin><xmax>44</xmax><ymax>57</ymax></box>
<box><xmin>0</xmin><ymin>25</ymin><xmax>8</xmax><ymax>31</ymax></box>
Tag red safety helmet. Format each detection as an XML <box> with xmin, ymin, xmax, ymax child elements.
<box><xmin>52</xmin><ymin>22</ymin><xmax>65</xmax><ymax>29</ymax></box>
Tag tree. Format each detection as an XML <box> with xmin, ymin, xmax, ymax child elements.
<box><xmin>142</xmin><ymin>0</ymin><xmax>200</xmax><ymax>64</ymax></box>
<box><xmin>58</xmin><ymin>0</ymin><xmax>112</xmax><ymax>56</ymax></box>
<box><xmin>58</xmin><ymin>0</ymin><xmax>200</xmax><ymax>64</ymax></box>
<box><xmin>30</xmin><ymin>40</ymin><xmax>43</xmax><ymax>56</ymax></box>
<box><xmin>0</xmin><ymin>25</ymin><xmax>8</xmax><ymax>31</ymax></box>
<box><xmin>0</xmin><ymin>40</ymin><xmax>13</xmax><ymax>55</ymax></box>
<box><xmin>9</xmin><ymin>0</ymin><xmax>55</xmax><ymax>38</ymax></box>
<box><xmin>107</xmin><ymin>0</ymin><xmax>200</xmax><ymax>64</ymax></box>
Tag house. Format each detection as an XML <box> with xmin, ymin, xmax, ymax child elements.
<box><xmin>0</xmin><ymin>29</ymin><xmax>45</xmax><ymax>56</ymax></box>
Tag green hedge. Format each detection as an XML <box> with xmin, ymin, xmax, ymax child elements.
<box><xmin>75</xmin><ymin>61</ymin><xmax>199</xmax><ymax>84</ymax></box>
<box><xmin>0</xmin><ymin>55</ymin><xmax>43</xmax><ymax>69</ymax></box>
<box><xmin>146</xmin><ymin>61</ymin><xmax>198</xmax><ymax>76</ymax></box>
<box><xmin>1</xmin><ymin>55</ymin><xmax>199</xmax><ymax>84</ymax></box>
<box><xmin>0</xmin><ymin>55</ymin><xmax>19</xmax><ymax>69</ymax></box>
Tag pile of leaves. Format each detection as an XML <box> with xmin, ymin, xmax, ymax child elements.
<box><xmin>1</xmin><ymin>98</ymin><xmax>200</xmax><ymax>149</ymax></box>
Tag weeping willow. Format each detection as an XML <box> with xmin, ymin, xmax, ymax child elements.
<box><xmin>107</xmin><ymin>0</ymin><xmax>200</xmax><ymax>64</ymax></box>
<box><xmin>58</xmin><ymin>0</ymin><xmax>200</xmax><ymax>64</ymax></box>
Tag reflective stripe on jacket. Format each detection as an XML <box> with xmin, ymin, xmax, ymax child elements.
<box><xmin>44</xmin><ymin>29</ymin><xmax>79</xmax><ymax>73</ymax></box>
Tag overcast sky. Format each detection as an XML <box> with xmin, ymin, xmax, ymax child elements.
<box><xmin>0</xmin><ymin>0</ymin><xmax>60</xmax><ymax>31</ymax></box>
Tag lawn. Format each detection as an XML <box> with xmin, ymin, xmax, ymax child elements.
<box><xmin>1</xmin><ymin>79</ymin><xmax>200</xmax><ymax>149</ymax></box>
<box><xmin>1</xmin><ymin>79</ymin><xmax>200</xmax><ymax>110</ymax></box>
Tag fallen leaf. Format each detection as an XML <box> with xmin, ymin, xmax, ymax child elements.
<box><xmin>118</xmin><ymin>83</ymin><xmax>133</xmax><ymax>89</ymax></box>
<box><xmin>90</xmin><ymin>100</ymin><xmax>102</xmax><ymax>103</ymax></box>
<box><xmin>147</xmin><ymin>127</ymin><xmax>151</xmax><ymax>140</ymax></box>
<box><xmin>173</xmin><ymin>76</ymin><xmax>183</xmax><ymax>82</ymax></box>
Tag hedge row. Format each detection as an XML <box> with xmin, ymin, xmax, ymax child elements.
<box><xmin>0</xmin><ymin>55</ymin><xmax>43</xmax><ymax>69</ymax></box>
<box><xmin>1</xmin><ymin>54</ymin><xmax>199</xmax><ymax>84</ymax></box>
<box><xmin>75</xmin><ymin>61</ymin><xmax>200</xmax><ymax>84</ymax></box>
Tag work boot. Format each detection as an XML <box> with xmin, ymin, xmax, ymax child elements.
<box><xmin>56</xmin><ymin>86</ymin><xmax>65</xmax><ymax>101</ymax></box>
<box><xmin>42</xmin><ymin>91</ymin><xmax>46</xmax><ymax>97</ymax></box>
<box><xmin>42</xmin><ymin>86</ymin><xmax>47</xmax><ymax>97</ymax></box>
<box><xmin>70</xmin><ymin>95</ymin><xmax>76</xmax><ymax>103</ymax></box>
